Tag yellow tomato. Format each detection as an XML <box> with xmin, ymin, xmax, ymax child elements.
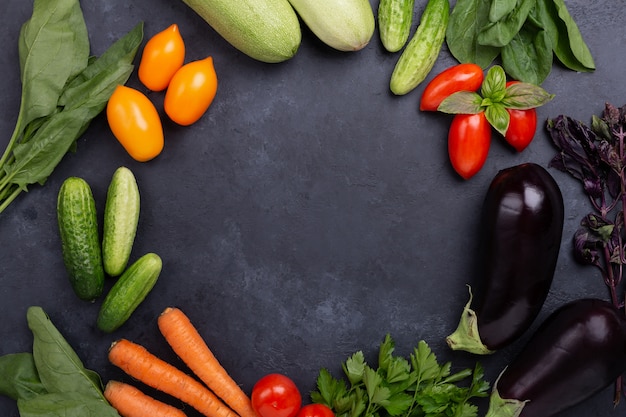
<box><xmin>138</xmin><ymin>24</ymin><xmax>185</xmax><ymax>91</ymax></box>
<box><xmin>106</xmin><ymin>85</ymin><xmax>164</xmax><ymax>162</ymax></box>
<box><xmin>164</xmin><ymin>56</ymin><xmax>218</xmax><ymax>126</ymax></box>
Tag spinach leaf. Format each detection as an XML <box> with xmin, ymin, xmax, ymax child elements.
<box><xmin>489</xmin><ymin>0</ymin><xmax>518</xmax><ymax>23</ymax></box>
<box><xmin>26</xmin><ymin>306</ymin><xmax>105</xmax><ymax>402</ymax></box>
<box><xmin>477</xmin><ymin>0</ymin><xmax>537</xmax><ymax>47</ymax></box>
<box><xmin>18</xmin><ymin>392</ymin><xmax>121</xmax><ymax>417</ymax></box>
<box><xmin>501</xmin><ymin>21</ymin><xmax>553</xmax><ymax>84</ymax></box>
<box><xmin>16</xmin><ymin>0</ymin><xmax>89</xmax><ymax>138</ymax></box>
<box><xmin>534</xmin><ymin>0</ymin><xmax>594</xmax><ymax>72</ymax></box>
<box><xmin>446</xmin><ymin>0</ymin><xmax>500</xmax><ymax>68</ymax></box>
<box><xmin>0</xmin><ymin>353</ymin><xmax>47</xmax><ymax>401</ymax></box>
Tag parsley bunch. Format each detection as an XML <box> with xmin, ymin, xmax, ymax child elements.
<box><xmin>311</xmin><ymin>335</ymin><xmax>489</xmax><ymax>417</ymax></box>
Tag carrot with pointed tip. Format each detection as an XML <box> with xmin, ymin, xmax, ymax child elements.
<box><xmin>108</xmin><ymin>339</ymin><xmax>239</xmax><ymax>417</ymax></box>
<box><xmin>104</xmin><ymin>380</ymin><xmax>188</xmax><ymax>417</ymax></box>
<box><xmin>158</xmin><ymin>307</ymin><xmax>257</xmax><ymax>417</ymax></box>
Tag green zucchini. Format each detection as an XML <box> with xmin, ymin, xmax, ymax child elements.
<box><xmin>286</xmin><ymin>0</ymin><xmax>375</xmax><ymax>51</ymax></box>
<box><xmin>378</xmin><ymin>0</ymin><xmax>416</xmax><ymax>53</ymax></box>
<box><xmin>97</xmin><ymin>253</ymin><xmax>162</xmax><ymax>333</ymax></box>
<box><xmin>102</xmin><ymin>167</ymin><xmax>140</xmax><ymax>277</ymax></box>
<box><xmin>389</xmin><ymin>0</ymin><xmax>450</xmax><ymax>95</ymax></box>
<box><xmin>57</xmin><ymin>177</ymin><xmax>104</xmax><ymax>301</ymax></box>
<box><xmin>178</xmin><ymin>0</ymin><xmax>302</xmax><ymax>63</ymax></box>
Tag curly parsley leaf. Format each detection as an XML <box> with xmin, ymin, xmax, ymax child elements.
<box><xmin>311</xmin><ymin>335</ymin><xmax>490</xmax><ymax>417</ymax></box>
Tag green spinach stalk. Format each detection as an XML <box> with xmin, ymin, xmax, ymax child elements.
<box><xmin>0</xmin><ymin>0</ymin><xmax>143</xmax><ymax>214</ymax></box>
<box><xmin>0</xmin><ymin>306</ymin><xmax>120</xmax><ymax>416</ymax></box>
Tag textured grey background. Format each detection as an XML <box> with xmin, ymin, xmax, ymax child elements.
<box><xmin>1</xmin><ymin>0</ymin><xmax>625</xmax><ymax>416</ymax></box>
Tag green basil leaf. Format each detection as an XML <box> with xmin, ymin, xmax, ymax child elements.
<box><xmin>18</xmin><ymin>392</ymin><xmax>120</xmax><ymax>417</ymax></box>
<box><xmin>481</xmin><ymin>65</ymin><xmax>507</xmax><ymax>101</ymax></box>
<box><xmin>26</xmin><ymin>307</ymin><xmax>105</xmax><ymax>401</ymax></box>
<box><xmin>17</xmin><ymin>0</ymin><xmax>89</xmax><ymax>133</ymax></box>
<box><xmin>0</xmin><ymin>353</ymin><xmax>47</xmax><ymax>401</ymax></box>
<box><xmin>437</xmin><ymin>91</ymin><xmax>483</xmax><ymax>114</ymax></box>
<box><xmin>477</xmin><ymin>0</ymin><xmax>537</xmax><ymax>47</ymax></box>
<box><xmin>446</xmin><ymin>0</ymin><xmax>500</xmax><ymax>68</ymax></box>
<box><xmin>534</xmin><ymin>0</ymin><xmax>594</xmax><ymax>72</ymax></box>
<box><xmin>485</xmin><ymin>102</ymin><xmax>511</xmax><ymax>136</ymax></box>
<box><xmin>501</xmin><ymin>24</ymin><xmax>553</xmax><ymax>84</ymax></box>
<box><xmin>489</xmin><ymin>0</ymin><xmax>518</xmax><ymax>22</ymax></box>
<box><xmin>501</xmin><ymin>82</ymin><xmax>555</xmax><ymax>109</ymax></box>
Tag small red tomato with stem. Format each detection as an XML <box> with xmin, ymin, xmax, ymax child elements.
<box><xmin>448</xmin><ymin>112</ymin><xmax>491</xmax><ymax>180</ymax></box>
<box><xmin>504</xmin><ymin>81</ymin><xmax>537</xmax><ymax>152</ymax></box>
<box><xmin>420</xmin><ymin>63</ymin><xmax>484</xmax><ymax>111</ymax></box>
<box><xmin>295</xmin><ymin>404</ymin><xmax>334</xmax><ymax>417</ymax></box>
<box><xmin>252</xmin><ymin>374</ymin><xmax>302</xmax><ymax>417</ymax></box>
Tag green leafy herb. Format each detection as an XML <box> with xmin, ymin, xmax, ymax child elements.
<box><xmin>437</xmin><ymin>65</ymin><xmax>554</xmax><ymax>136</ymax></box>
<box><xmin>0</xmin><ymin>307</ymin><xmax>120</xmax><ymax>417</ymax></box>
<box><xmin>446</xmin><ymin>0</ymin><xmax>594</xmax><ymax>84</ymax></box>
<box><xmin>0</xmin><ymin>0</ymin><xmax>143</xmax><ymax>214</ymax></box>
<box><xmin>310</xmin><ymin>334</ymin><xmax>490</xmax><ymax>417</ymax></box>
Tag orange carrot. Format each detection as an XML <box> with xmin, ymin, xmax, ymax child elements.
<box><xmin>104</xmin><ymin>380</ymin><xmax>188</xmax><ymax>417</ymax></box>
<box><xmin>108</xmin><ymin>339</ymin><xmax>239</xmax><ymax>417</ymax></box>
<box><xmin>157</xmin><ymin>307</ymin><xmax>258</xmax><ymax>417</ymax></box>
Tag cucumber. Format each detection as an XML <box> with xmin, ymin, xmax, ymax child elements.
<box><xmin>102</xmin><ymin>167</ymin><xmax>140</xmax><ymax>277</ymax></box>
<box><xmin>178</xmin><ymin>0</ymin><xmax>302</xmax><ymax>63</ymax></box>
<box><xmin>378</xmin><ymin>0</ymin><xmax>416</xmax><ymax>53</ymax></box>
<box><xmin>287</xmin><ymin>0</ymin><xmax>375</xmax><ymax>51</ymax></box>
<box><xmin>389</xmin><ymin>0</ymin><xmax>449</xmax><ymax>95</ymax></box>
<box><xmin>57</xmin><ymin>177</ymin><xmax>104</xmax><ymax>301</ymax></box>
<box><xmin>97</xmin><ymin>253</ymin><xmax>162</xmax><ymax>333</ymax></box>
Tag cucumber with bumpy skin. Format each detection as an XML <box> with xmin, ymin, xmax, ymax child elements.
<box><xmin>97</xmin><ymin>253</ymin><xmax>162</xmax><ymax>333</ymax></box>
<box><xmin>57</xmin><ymin>177</ymin><xmax>104</xmax><ymax>301</ymax></box>
<box><xmin>178</xmin><ymin>0</ymin><xmax>302</xmax><ymax>63</ymax></box>
<box><xmin>102</xmin><ymin>167</ymin><xmax>140</xmax><ymax>277</ymax></box>
<box><xmin>378</xmin><ymin>0</ymin><xmax>415</xmax><ymax>53</ymax></box>
<box><xmin>287</xmin><ymin>0</ymin><xmax>375</xmax><ymax>51</ymax></box>
<box><xmin>389</xmin><ymin>0</ymin><xmax>449</xmax><ymax>95</ymax></box>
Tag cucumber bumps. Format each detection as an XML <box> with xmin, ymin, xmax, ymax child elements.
<box><xmin>389</xmin><ymin>0</ymin><xmax>449</xmax><ymax>95</ymax></box>
<box><xmin>57</xmin><ymin>177</ymin><xmax>105</xmax><ymax>301</ymax></box>
<box><xmin>103</xmin><ymin>167</ymin><xmax>140</xmax><ymax>277</ymax></box>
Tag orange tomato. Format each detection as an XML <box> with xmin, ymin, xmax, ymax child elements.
<box><xmin>164</xmin><ymin>56</ymin><xmax>218</xmax><ymax>126</ymax></box>
<box><xmin>138</xmin><ymin>24</ymin><xmax>185</xmax><ymax>91</ymax></box>
<box><xmin>106</xmin><ymin>85</ymin><xmax>164</xmax><ymax>162</ymax></box>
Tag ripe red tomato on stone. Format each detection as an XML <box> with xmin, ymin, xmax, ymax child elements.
<box><xmin>448</xmin><ymin>112</ymin><xmax>491</xmax><ymax>180</ymax></box>
<box><xmin>295</xmin><ymin>404</ymin><xmax>335</xmax><ymax>417</ymax></box>
<box><xmin>420</xmin><ymin>63</ymin><xmax>484</xmax><ymax>111</ymax></box>
<box><xmin>504</xmin><ymin>82</ymin><xmax>537</xmax><ymax>152</ymax></box>
<box><xmin>252</xmin><ymin>374</ymin><xmax>302</xmax><ymax>417</ymax></box>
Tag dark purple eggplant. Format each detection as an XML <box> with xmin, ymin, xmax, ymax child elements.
<box><xmin>447</xmin><ymin>163</ymin><xmax>564</xmax><ymax>354</ymax></box>
<box><xmin>485</xmin><ymin>298</ymin><xmax>626</xmax><ymax>417</ymax></box>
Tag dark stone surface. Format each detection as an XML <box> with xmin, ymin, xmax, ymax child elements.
<box><xmin>0</xmin><ymin>0</ymin><xmax>624</xmax><ymax>416</ymax></box>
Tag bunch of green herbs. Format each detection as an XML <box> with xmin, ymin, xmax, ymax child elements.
<box><xmin>0</xmin><ymin>306</ymin><xmax>119</xmax><ymax>416</ymax></box>
<box><xmin>311</xmin><ymin>335</ymin><xmax>489</xmax><ymax>417</ymax></box>
<box><xmin>0</xmin><ymin>0</ymin><xmax>143</xmax><ymax>214</ymax></box>
<box><xmin>446</xmin><ymin>0</ymin><xmax>594</xmax><ymax>85</ymax></box>
<box><xmin>546</xmin><ymin>102</ymin><xmax>626</xmax><ymax>403</ymax></box>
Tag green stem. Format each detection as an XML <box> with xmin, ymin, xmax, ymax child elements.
<box><xmin>0</xmin><ymin>186</ymin><xmax>22</xmax><ymax>214</ymax></box>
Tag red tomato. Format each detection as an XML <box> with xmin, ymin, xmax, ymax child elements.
<box><xmin>420</xmin><ymin>63</ymin><xmax>484</xmax><ymax>111</ymax></box>
<box><xmin>252</xmin><ymin>374</ymin><xmax>302</xmax><ymax>417</ymax></box>
<box><xmin>295</xmin><ymin>404</ymin><xmax>334</xmax><ymax>417</ymax></box>
<box><xmin>504</xmin><ymin>81</ymin><xmax>537</xmax><ymax>152</ymax></box>
<box><xmin>448</xmin><ymin>112</ymin><xmax>491</xmax><ymax>180</ymax></box>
